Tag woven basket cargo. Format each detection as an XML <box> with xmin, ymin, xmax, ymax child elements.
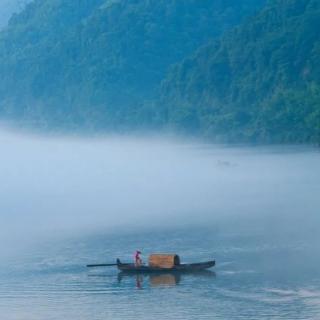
<box><xmin>148</xmin><ymin>254</ymin><xmax>180</xmax><ymax>268</ymax></box>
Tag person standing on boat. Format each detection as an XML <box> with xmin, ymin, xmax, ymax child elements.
<box><xmin>134</xmin><ymin>250</ymin><xmax>143</xmax><ymax>266</ymax></box>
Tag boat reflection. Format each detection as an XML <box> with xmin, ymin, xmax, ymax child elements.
<box><xmin>117</xmin><ymin>270</ymin><xmax>215</xmax><ymax>289</ymax></box>
<box><xmin>149</xmin><ymin>273</ymin><xmax>181</xmax><ymax>287</ymax></box>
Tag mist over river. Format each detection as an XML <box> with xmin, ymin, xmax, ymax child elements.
<box><xmin>0</xmin><ymin>128</ymin><xmax>319</xmax><ymax>319</ymax></box>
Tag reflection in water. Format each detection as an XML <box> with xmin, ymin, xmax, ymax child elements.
<box><xmin>149</xmin><ymin>273</ymin><xmax>180</xmax><ymax>287</ymax></box>
<box><xmin>136</xmin><ymin>274</ymin><xmax>143</xmax><ymax>289</ymax></box>
<box><xmin>117</xmin><ymin>271</ymin><xmax>215</xmax><ymax>288</ymax></box>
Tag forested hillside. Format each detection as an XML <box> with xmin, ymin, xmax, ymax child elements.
<box><xmin>160</xmin><ymin>0</ymin><xmax>320</xmax><ymax>143</ymax></box>
<box><xmin>0</xmin><ymin>0</ymin><xmax>265</xmax><ymax>128</ymax></box>
<box><xmin>0</xmin><ymin>0</ymin><xmax>318</xmax><ymax>143</ymax></box>
<box><xmin>0</xmin><ymin>0</ymin><xmax>29</xmax><ymax>29</ymax></box>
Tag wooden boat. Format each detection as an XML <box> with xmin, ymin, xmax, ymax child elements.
<box><xmin>87</xmin><ymin>254</ymin><xmax>215</xmax><ymax>273</ymax></box>
<box><xmin>116</xmin><ymin>258</ymin><xmax>215</xmax><ymax>273</ymax></box>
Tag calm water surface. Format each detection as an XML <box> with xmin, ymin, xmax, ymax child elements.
<box><xmin>1</xmin><ymin>225</ymin><xmax>320</xmax><ymax>320</ymax></box>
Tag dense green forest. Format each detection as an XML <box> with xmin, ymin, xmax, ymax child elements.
<box><xmin>160</xmin><ymin>0</ymin><xmax>320</xmax><ymax>143</ymax></box>
<box><xmin>0</xmin><ymin>0</ymin><xmax>319</xmax><ymax>143</ymax></box>
<box><xmin>0</xmin><ymin>0</ymin><xmax>264</xmax><ymax>129</ymax></box>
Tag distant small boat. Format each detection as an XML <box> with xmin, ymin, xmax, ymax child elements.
<box><xmin>87</xmin><ymin>253</ymin><xmax>215</xmax><ymax>273</ymax></box>
<box><xmin>116</xmin><ymin>259</ymin><xmax>215</xmax><ymax>273</ymax></box>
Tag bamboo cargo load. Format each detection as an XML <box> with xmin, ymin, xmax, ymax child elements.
<box><xmin>148</xmin><ymin>254</ymin><xmax>180</xmax><ymax>268</ymax></box>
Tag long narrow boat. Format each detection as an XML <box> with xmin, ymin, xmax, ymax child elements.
<box><xmin>116</xmin><ymin>258</ymin><xmax>215</xmax><ymax>273</ymax></box>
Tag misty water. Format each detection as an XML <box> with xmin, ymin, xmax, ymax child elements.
<box><xmin>0</xmin><ymin>128</ymin><xmax>320</xmax><ymax>319</ymax></box>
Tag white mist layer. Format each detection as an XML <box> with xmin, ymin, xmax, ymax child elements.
<box><xmin>0</xmin><ymin>0</ymin><xmax>29</xmax><ymax>29</ymax></box>
<box><xmin>0</xmin><ymin>128</ymin><xmax>319</xmax><ymax>254</ymax></box>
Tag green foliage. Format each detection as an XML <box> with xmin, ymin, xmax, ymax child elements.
<box><xmin>160</xmin><ymin>0</ymin><xmax>320</xmax><ymax>143</ymax></box>
<box><xmin>1</xmin><ymin>0</ymin><xmax>318</xmax><ymax>144</ymax></box>
<box><xmin>0</xmin><ymin>0</ymin><xmax>265</xmax><ymax>129</ymax></box>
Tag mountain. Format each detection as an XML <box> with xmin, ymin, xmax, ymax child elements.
<box><xmin>0</xmin><ymin>0</ymin><xmax>29</xmax><ymax>29</ymax></box>
<box><xmin>160</xmin><ymin>0</ymin><xmax>320</xmax><ymax>143</ymax></box>
<box><xmin>0</xmin><ymin>0</ymin><xmax>265</xmax><ymax>128</ymax></box>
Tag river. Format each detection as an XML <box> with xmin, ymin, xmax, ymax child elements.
<box><xmin>0</xmin><ymin>129</ymin><xmax>319</xmax><ymax>319</ymax></box>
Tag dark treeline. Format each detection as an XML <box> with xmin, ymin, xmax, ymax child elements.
<box><xmin>160</xmin><ymin>0</ymin><xmax>320</xmax><ymax>143</ymax></box>
<box><xmin>0</xmin><ymin>0</ymin><xmax>264</xmax><ymax>129</ymax></box>
<box><xmin>0</xmin><ymin>0</ymin><xmax>319</xmax><ymax>143</ymax></box>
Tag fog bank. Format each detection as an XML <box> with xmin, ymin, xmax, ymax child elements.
<box><xmin>1</xmin><ymin>128</ymin><xmax>319</xmax><ymax>254</ymax></box>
